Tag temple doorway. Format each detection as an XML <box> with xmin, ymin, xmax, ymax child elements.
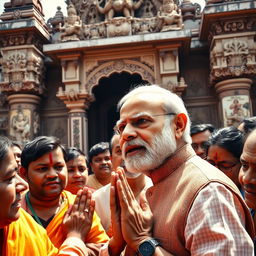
<box><xmin>87</xmin><ymin>71</ymin><xmax>147</xmax><ymax>149</ymax></box>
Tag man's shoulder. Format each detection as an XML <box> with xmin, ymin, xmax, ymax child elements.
<box><xmin>184</xmin><ymin>156</ymin><xmax>241</xmax><ymax>194</ymax></box>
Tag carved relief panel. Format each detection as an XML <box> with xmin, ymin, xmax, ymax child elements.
<box><xmin>0</xmin><ymin>46</ymin><xmax>45</xmax><ymax>94</ymax></box>
<box><xmin>10</xmin><ymin>107</ymin><xmax>31</xmax><ymax>143</ymax></box>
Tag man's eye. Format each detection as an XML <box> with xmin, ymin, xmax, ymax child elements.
<box><xmin>36</xmin><ymin>167</ymin><xmax>48</xmax><ymax>172</ymax></box>
<box><xmin>78</xmin><ymin>167</ymin><xmax>87</xmax><ymax>172</ymax></box>
<box><xmin>133</xmin><ymin>118</ymin><xmax>151</xmax><ymax>127</ymax></box>
<box><xmin>241</xmin><ymin>163</ymin><xmax>248</xmax><ymax>170</ymax></box>
<box><xmin>55</xmin><ymin>165</ymin><xmax>64</xmax><ymax>171</ymax></box>
<box><xmin>117</xmin><ymin>123</ymin><xmax>126</xmax><ymax>133</ymax></box>
<box><xmin>116</xmin><ymin>149</ymin><xmax>122</xmax><ymax>155</ymax></box>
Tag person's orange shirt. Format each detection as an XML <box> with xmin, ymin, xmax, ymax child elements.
<box><xmin>3</xmin><ymin>208</ymin><xmax>88</xmax><ymax>256</ymax></box>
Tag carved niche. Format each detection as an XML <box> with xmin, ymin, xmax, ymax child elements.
<box><xmin>210</xmin><ymin>33</ymin><xmax>256</xmax><ymax>84</ymax></box>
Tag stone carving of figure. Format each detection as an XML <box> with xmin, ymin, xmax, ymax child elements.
<box><xmin>95</xmin><ymin>0</ymin><xmax>143</xmax><ymax>20</ymax></box>
<box><xmin>59</xmin><ymin>3</ymin><xmax>82</xmax><ymax>41</ymax></box>
<box><xmin>158</xmin><ymin>0</ymin><xmax>183</xmax><ymax>31</ymax></box>
<box><xmin>226</xmin><ymin>98</ymin><xmax>248</xmax><ymax>127</ymax></box>
<box><xmin>11</xmin><ymin>109</ymin><xmax>30</xmax><ymax>142</ymax></box>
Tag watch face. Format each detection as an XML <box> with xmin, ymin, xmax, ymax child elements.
<box><xmin>139</xmin><ymin>241</ymin><xmax>154</xmax><ymax>256</ymax></box>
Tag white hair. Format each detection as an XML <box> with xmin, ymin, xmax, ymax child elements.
<box><xmin>118</xmin><ymin>84</ymin><xmax>192</xmax><ymax>144</ymax></box>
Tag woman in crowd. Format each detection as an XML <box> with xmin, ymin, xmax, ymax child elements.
<box><xmin>207</xmin><ymin>126</ymin><xmax>244</xmax><ymax>193</ymax></box>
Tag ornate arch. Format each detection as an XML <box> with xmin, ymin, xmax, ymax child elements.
<box><xmin>86</xmin><ymin>59</ymin><xmax>155</xmax><ymax>93</ymax></box>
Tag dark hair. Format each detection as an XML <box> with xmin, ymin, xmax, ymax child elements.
<box><xmin>21</xmin><ymin>136</ymin><xmax>67</xmax><ymax>169</ymax></box>
<box><xmin>0</xmin><ymin>136</ymin><xmax>12</xmax><ymax>164</ymax></box>
<box><xmin>190</xmin><ymin>123</ymin><xmax>215</xmax><ymax>136</ymax></box>
<box><xmin>241</xmin><ymin>116</ymin><xmax>256</xmax><ymax>135</ymax></box>
<box><xmin>88</xmin><ymin>142</ymin><xmax>110</xmax><ymax>163</ymax></box>
<box><xmin>66</xmin><ymin>147</ymin><xmax>88</xmax><ymax>165</ymax></box>
<box><xmin>11</xmin><ymin>141</ymin><xmax>22</xmax><ymax>150</ymax></box>
<box><xmin>208</xmin><ymin>126</ymin><xmax>244</xmax><ymax>159</ymax></box>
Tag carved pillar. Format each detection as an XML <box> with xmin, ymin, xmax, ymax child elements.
<box><xmin>0</xmin><ymin>0</ymin><xmax>50</xmax><ymax>141</ymax></box>
<box><xmin>158</xmin><ymin>48</ymin><xmax>187</xmax><ymax>95</ymax></box>
<box><xmin>0</xmin><ymin>45</ymin><xmax>45</xmax><ymax>142</ymax></box>
<box><xmin>210</xmin><ymin>33</ymin><xmax>256</xmax><ymax>127</ymax></box>
<box><xmin>200</xmin><ymin>1</ymin><xmax>256</xmax><ymax>126</ymax></box>
<box><xmin>57</xmin><ymin>57</ymin><xmax>94</xmax><ymax>154</ymax></box>
<box><xmin>57</xmin><ymin>89</ymin><xmax>93</xmax><ymax>154</ymax></box>
<box><xmin>7</xmin><ymin>94</ymin><xmax>41</xmax><ymax>144</ymax></box>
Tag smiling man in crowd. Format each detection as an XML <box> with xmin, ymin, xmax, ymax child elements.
<box><xmin>87</xmin><ymin>142</ymin><xmax>113</xmax><ymax>190</ymax></box>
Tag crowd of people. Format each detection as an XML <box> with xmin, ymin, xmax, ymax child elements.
<box><xmin>1</xmin><ymin>84</ymin><xmax>256</xmax><ymax>255</ymax></box>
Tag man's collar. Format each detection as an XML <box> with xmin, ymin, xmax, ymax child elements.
<box><xmin>149</xmin><ymin>144</ymin><xmax>195</xmax><ymax>184</ymax></box>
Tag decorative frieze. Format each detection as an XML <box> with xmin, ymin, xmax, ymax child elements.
<box><xmin>209</xmin><ymin>18</ymin><xmax>256</xmax><ymax>42</ymax></box>
<box><xmin>58</xmin><ymin>0</ymin><xmax>184</xmax><ymax>41</ymax></box>
<box><xmin>210</xmin><ymin>33</ymin><xmax>256</xmax><ymax>83</ymax></box>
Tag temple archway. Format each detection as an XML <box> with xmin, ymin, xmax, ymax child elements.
<box><xmin>87</xmin><ymin>71</ymin><xmax>148</xmax><ymax>149</ymax></box>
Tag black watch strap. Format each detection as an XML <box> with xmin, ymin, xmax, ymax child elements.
<box><xmin>138</xmin><ymin>238</ymin><xmax>160</xmax><ymax>256</ymax></box>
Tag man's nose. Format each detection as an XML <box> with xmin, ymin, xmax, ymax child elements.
<box><xmin>243</xmin><ymin>167</ymin><xmax>256</xmax><ymax>184</ymax></box>
<box><xmin>73</xmin><ymin>170</ymin><xmax>82</xmax><ymax>177</ymax></box>
<box><xmin>16</xmin><ymin>174</ymin><xmax>28</xmax><ymax>193</ymax></box>
<box><xmin>121</xmin><ymin>122</ymin><xmax>137</xmax><ymax>141</ymax></box>
<box><xmin>46</xmin><ymin>167</ymin><xmax>58</xmax><ymax>177</ymax></box>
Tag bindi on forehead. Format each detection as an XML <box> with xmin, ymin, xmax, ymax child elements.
<box><xmin>213</xmin><ymin>152</ymin><xmax>219</xmax><ymax>161</ymax></box>
<box><xmin>49</xmin><ymin>152</ymin><xmax>53</xmax><ymax>166</ymax></box>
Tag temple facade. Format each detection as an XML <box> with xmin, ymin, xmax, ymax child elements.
<box><xmin>0</xmin><ymin>0</ymin><xmax>255</xmax><ymax>153</ymax></box>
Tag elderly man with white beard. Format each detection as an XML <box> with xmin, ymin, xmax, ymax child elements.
<box><xmin>99</xmin><ymin>85</ymin><xmax>255</xmax><ymax>256</ymax></box>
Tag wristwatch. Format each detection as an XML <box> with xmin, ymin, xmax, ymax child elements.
<box><xmin>138</xmin><ymin>238</ymin><xmax>160</xmax><ymax>256</ymax></box>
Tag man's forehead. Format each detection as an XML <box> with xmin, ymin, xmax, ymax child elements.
<box><xmin>120</xmin><ymin>94</ymin><xmax>164</xmax><ymax>117</ymax></box>
<box><xmin>244</xmin><ymin>132</ymin><xmax>256</xmax><ymax>154</ymax></box>
<box><xmin>33</xmin><ymin>148</ymin><xmax>64</xmax><ymax>162</ymax></box>
<box><xmin>93</xmin><ymin>150</ymin><xmax>110</xmax><ymax>158</ymax></box>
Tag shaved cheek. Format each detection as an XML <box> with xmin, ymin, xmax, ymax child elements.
<box><xmin>49</xmin><ymin>152</ymin><xmax>53</xmax><ymax>166</ymax></box>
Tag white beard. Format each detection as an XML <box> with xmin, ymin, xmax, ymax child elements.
<box><xmin>120</xmin><ymin>160</ymin><xmax>141</xmax><ymax>179</ymax></box>
<box><xmin>123</xmin><ymin>119</ymin><xmax>177</xmax><ymax>174</ymax></box>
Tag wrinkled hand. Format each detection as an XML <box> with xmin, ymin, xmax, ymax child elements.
<box><xmin>116</xmin><ymin>167</ymin><xmax>153</xmax><ymax>251</ymax></box>
<box><xmin>63</xmin><ymin>187</ymin><xmax>95</xmax><ymax>240</ymax></box>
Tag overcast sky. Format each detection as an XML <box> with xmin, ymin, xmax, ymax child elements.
<box><xmin>0</xmin><ymin>0</ymin><xmax>204</xmax><ymax>23</ymax></box>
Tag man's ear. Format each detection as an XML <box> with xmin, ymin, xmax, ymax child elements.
<box><xmin>19</xmin><ymin>166</ymin><xmax>28</xmax><ymax>181</ymax></box>
<box><xmin>174</xmin><ymin>113</ymin><xmax>187</xmax><ymax>140</ymax></box>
